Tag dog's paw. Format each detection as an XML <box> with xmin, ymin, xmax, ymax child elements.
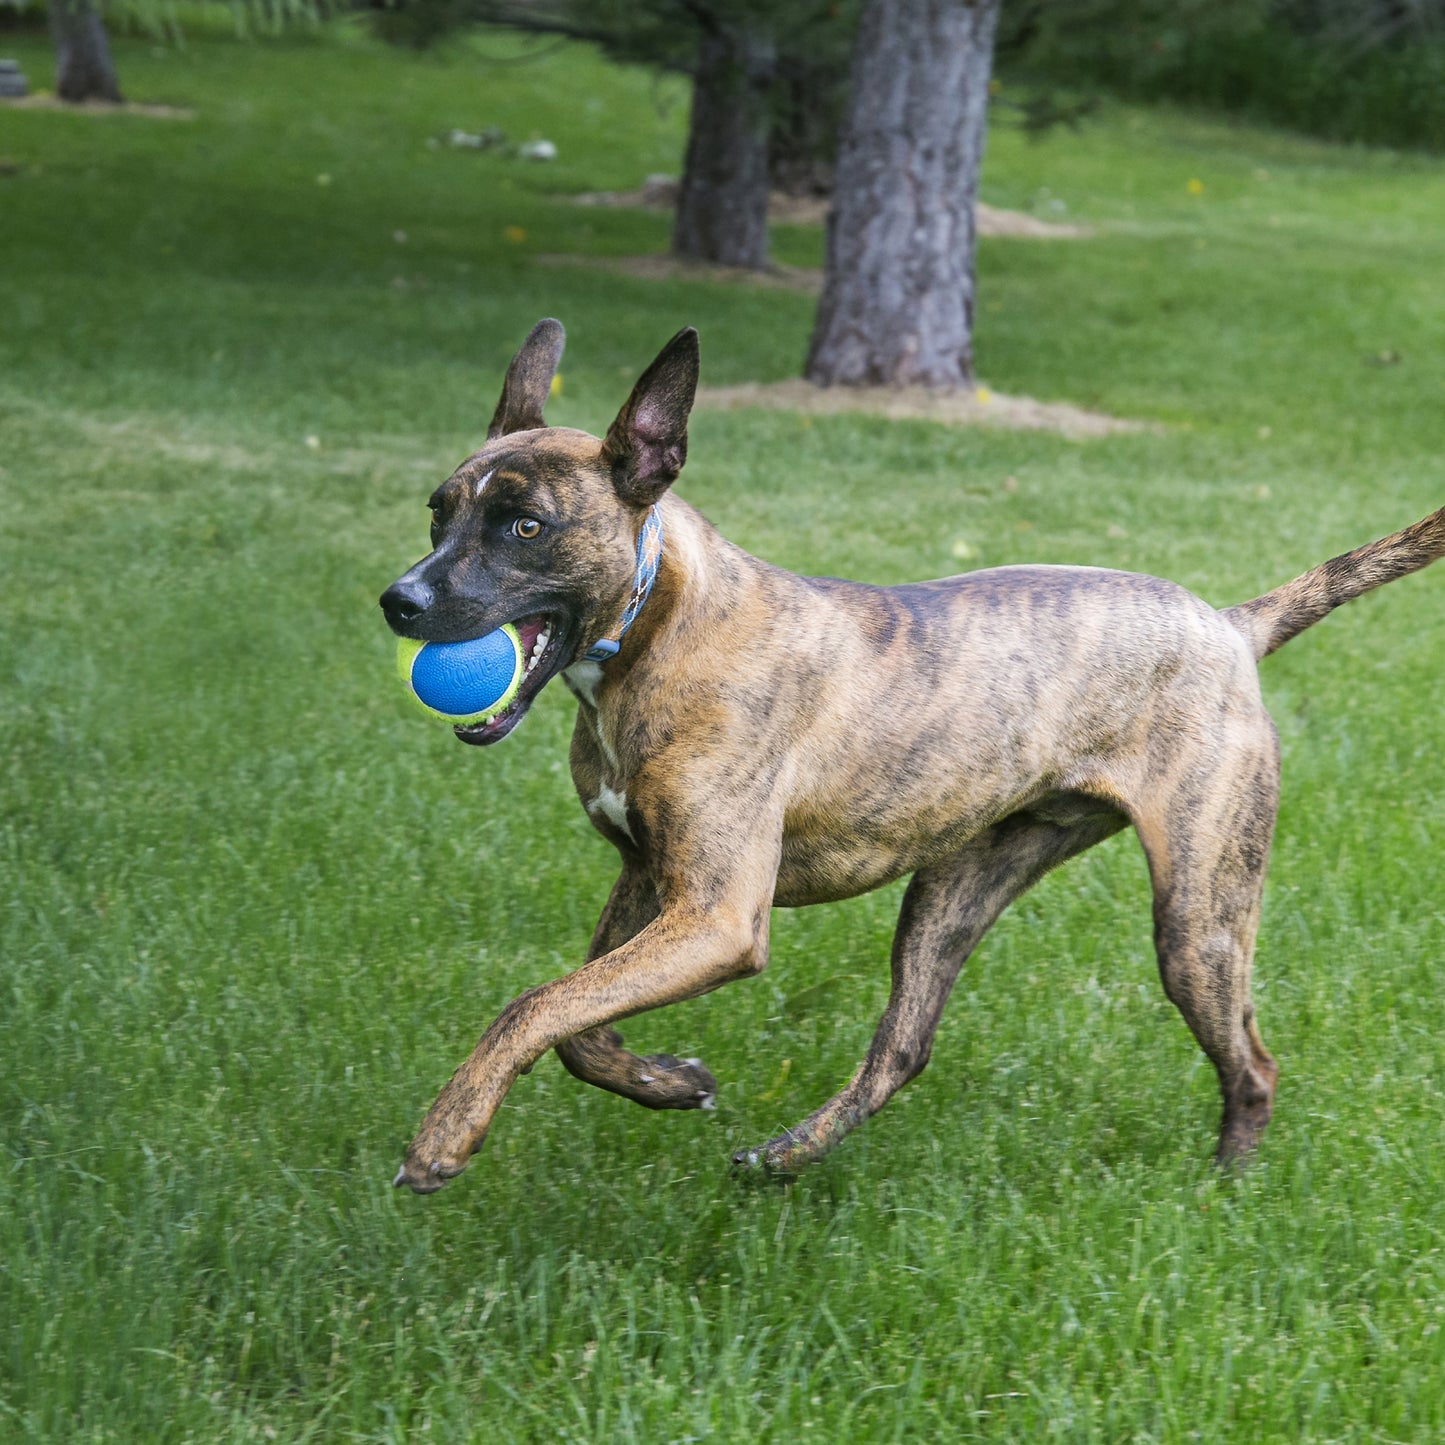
<box><xmin>391</xmin><ymin>1137</ymin><xmax>478</xmax><ymax>1195</ymax></box>
<box><xmin>636</xmin><ymin>1053</ymin><xmax>718</xmax><ymax>1111</ymax></box>
<box><xmin>392</xmin><ymin>1156</ymin><xmax>466</xmax><ymax>1194</ymax></box>
<box><xmin>730</xmin><ymin>1130</ymin><xmax>812</xmax><ymax>1180</ymax></box>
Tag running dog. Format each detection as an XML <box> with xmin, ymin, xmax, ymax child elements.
<box><xmin>380</xmin><ymin>319</ymin><xmax>1444</xmax><ymax>1193</ymax></box>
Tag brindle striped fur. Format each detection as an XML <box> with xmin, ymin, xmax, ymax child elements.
<box><xmin>382</xmin><ymin>320</ymin><xmax>1445</xmax><ymax>1194</ymax></box>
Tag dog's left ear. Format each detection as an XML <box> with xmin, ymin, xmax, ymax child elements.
<box><xmin>487</xmin><ymin>318</ymin><xmax>566</xmax><ymax>439</ymax></box>
<box><xmin>601</xmin><ymin>327</ymin><xmax>700</xmax><ymax>506</ymax></box>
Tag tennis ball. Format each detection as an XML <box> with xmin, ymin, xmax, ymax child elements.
<box><xmin>397</xmin><ymin>625</ymin><xmax>524</xmax><ymax>725</ymax></box>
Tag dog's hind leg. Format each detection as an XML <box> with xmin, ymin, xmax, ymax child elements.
<box><xmin>733</xmin><ymin>799</ymin><xmax>1127</xmax><ymax>1175</ymax></box>
<box><xmin>1131</xmin><ymin>735</ymin><xmax>1281</xmax><ymax>1166</ymax></box>
<box><xmin>554</xmin><ymin>866</ymin><xmax>718</xmax><ymax>1110</ymax></box>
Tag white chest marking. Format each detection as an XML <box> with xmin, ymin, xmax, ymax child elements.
<box><xmin>563</xmin><ymin>659</ymin><xmax>603</xmax><ymax>708</ymax></box>
<box><xmin>563</xmin><ymin>659</ymin><xmax>619</xmax><ymax>768</ymax></box>
<box><xmin>588</xmin><ymin>784</ymin><xmax>634</xmax><ymax>842</ymax></box>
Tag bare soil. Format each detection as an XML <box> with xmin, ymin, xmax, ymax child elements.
<box><xmin>695</xmin><ymin>379</ymin><xmax>1150</xmax><ymax>440</ymax></box>
<box><xmin>536</xmin><ymin>251</ymin><xmax>822</xmax><ymax>292</ymax></box>
<box><xmin>2</xmin><ymin>94</ymin><xmax>196</xmax><ymax>119</ymax></box>
<box><xmin>566</xmin><ymin>183</ymin><xmax>1091</xmax><ymax>239</ymax></box>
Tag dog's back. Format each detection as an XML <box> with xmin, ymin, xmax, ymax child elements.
<box><xmin>626</xmin><ymin>502</ymin><xmax>1266</xmax><ymax>905</ymax></box>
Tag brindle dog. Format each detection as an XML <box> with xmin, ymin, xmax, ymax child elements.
<box><xmin>381</xmin><ymin>318</ymin><xmax>1445</xmax><ymax>1194</ymax></box>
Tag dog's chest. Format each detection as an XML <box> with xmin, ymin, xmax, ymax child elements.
<box><xmin>564</xmin><ymin>661</ymin><xmax>638</xmax><ymax>843</ymax></box>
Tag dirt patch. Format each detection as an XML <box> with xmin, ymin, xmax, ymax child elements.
<box><xmin>566</xmin><ymin>181</ymin><xmax>1091</xmax><ymax>239</ymax></box>
<box><xmin>536</xmin><ymin>251</ymin><xmax>822</xmax><ymax>292</ymax></box>
<box><xmin>974</xmin><ymin>202</ymin><xmax>1091</xmax><ymax>240</ymax></box>
<box><xmin>2</xmin><ymin>94</ymin><xmax>196</xmax><ymax>120</ymax></box>
<box><xmin>695</xmin><ymin>379</ymin><xmax>1150</xmax><ymax>440</ymax></box>
<box><xmin>760</xmin><ymin>195</ymin><xmax>1091</xmax><ymax>238</ymax></box>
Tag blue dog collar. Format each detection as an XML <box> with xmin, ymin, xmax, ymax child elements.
<box><xmin>585</xmin><ymin>504</ymin><xmax>664</xmax><ymax>663</ymax></box>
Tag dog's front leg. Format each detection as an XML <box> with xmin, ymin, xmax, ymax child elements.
<box><xmin>394</xmin><ymin>894</ymin><xmax>767</xmax><ymax>1193</ymax></box>
<box><xmin>555</xmin><ymin>866</ymin><xmax>719</xmax><ymax>1110</ymax></box>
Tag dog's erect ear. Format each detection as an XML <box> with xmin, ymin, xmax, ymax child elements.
<box><xmin>600</xmin><ymin>327</ymin><xmax>700</xmax><ymax>506</ymax></box>
<box><xmin>486</xmin><ymin>318</ymin><xmax>566</xmax><ymax>440</ymax></box>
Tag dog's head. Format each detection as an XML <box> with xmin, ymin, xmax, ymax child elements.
<box><xmin>380</xmin><ymin>319</ymin><xmax>699</xmax><ymax>745</ymax></box>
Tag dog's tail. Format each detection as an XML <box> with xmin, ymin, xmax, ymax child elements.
<box><xmin>1224</xmin><ymin>503</ymin><xmax>1445</xmax><ymax>660</ymax></box>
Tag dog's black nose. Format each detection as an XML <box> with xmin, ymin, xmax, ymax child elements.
<box><xmin>380</xmin><ymin>578</ymin><xmax>434</xmax><ymax>628</ymax></box>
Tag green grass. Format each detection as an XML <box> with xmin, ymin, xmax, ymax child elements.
<box><xmin>3</xmin><ymin>25</ymin><xmax>1445</xmax><ymax>1444</ymax></box>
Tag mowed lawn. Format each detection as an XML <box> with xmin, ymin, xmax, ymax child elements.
<box><xmin>2</xmin><ymin>25</ymin><xmax>1444</xmax><ymax>1443</ymax></box>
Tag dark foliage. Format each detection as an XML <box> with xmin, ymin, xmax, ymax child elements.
<box><xmin>1001</xmin><ymin>0</ymin><xmax>1445</xmax><ymax>151</ymax></box>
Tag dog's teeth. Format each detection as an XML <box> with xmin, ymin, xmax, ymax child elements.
<box><xmin>524</xmin><ymin>627</ymin><xmax>551</xmax><ymax>676</ymax></box>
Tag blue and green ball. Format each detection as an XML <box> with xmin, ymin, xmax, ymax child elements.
<box><xmin>397</xmin><ymin>626</ymin><xmax>525</xmax><ymax>725</ymax></box>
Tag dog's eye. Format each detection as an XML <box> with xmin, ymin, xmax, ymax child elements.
<box><xmin>511</xmin><ymin>517</ymin><xmax>543</xmax><ymax>540</ymax></box>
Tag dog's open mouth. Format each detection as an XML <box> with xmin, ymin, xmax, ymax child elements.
<box><xmin>453</xmin><ymin>612</ymin><xmax>566</xmax><ymax>746</ymax></box>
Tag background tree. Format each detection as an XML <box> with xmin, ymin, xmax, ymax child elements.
<box><xmin>376</xmin><ymin>0</ymin><xmax>858</xmax><ymax>270</ymax></box>
<box><xmin>807</xmin><ymin>0</ymin><xmax>1003</xmax><ymax>387</ymax></box>
<box><xmin>39</xmin><ymin>0</ymin><xmax>338</xmax><ymax>107</ymax></box>
<box><xmin>1000</xmin><ymin>0</ymin><xmax>1445</xmax><ymax>152</ymax></box>
<box><xmin>49</xmin><ymin>0</ymin><xmax>124</xmax><ymax>101</ymax></box>
<box><xmin>667</xmin><ymin>11</ymin><xmax>774</xmax><ymax>269</ymax></box>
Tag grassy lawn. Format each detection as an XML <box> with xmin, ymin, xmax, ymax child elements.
<box><xmin>2</xmin><ymin>24</ymin><xmax>1444</xmax><ymax>1443</ymax></box>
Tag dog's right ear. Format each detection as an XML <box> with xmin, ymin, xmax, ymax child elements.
<box><xmin>487</xmin><ymin>318</ymin><xmax>566</xmax><ymax>439</ymax></box>
<box><xmin>601</xmin><ymin>327</ymin><xmax>700</xmax><ymax>506</ymax></box>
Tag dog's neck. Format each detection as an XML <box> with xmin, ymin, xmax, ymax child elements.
<box><xmin>583</xmin><ymin>504</ymin><xmax>665</xmax><ymax>664</ymax></box>
<box><xmin>623</xmin><ymin>496</ymin><xmax>748</xmax><ymax>648</ymax></box>
<box><xmin>562</xmin><ymin>495</ymin><xmax>745</xmax><ymax>710</ymax></box>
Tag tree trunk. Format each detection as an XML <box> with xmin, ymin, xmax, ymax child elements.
<box><xmin>50</xmin><ymin>0</ymin><xmax>124</xmax><ymax>104</ymax></box>
<box><xmin>672</xmin><ymin>24</ymin><xmax>775</xmax><ymax>270</ymax></box>
<box><xmin>805</xmin><ymin>0</ymin><xmax>1001</xmax><ymax>387</ymax></box>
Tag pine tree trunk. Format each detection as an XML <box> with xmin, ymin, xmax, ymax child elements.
<box><xmin>672</xmin><ymin>25</ymin><xmax>775</xmax><ymax>271</ymax></box>
<box><xmin>806</xmin><ymin>0</ymin><xmax>1001</xmax><ymax>387</ymax></box>
<box><xmin>50</xmin><ymin>0</ymin><xmax>124</xmax><ymax>104</ymax></box>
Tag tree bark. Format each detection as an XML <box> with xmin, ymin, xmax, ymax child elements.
<box><xmin>50</xmin><ymin>0</ymin><xmax>124</xmax><ymax>104</ymax></box>
<box><xmin>672</xmin><ymin>23</ymin><xmax>775</xmax><ymax>270</ymax></box>
<box><xmin>805</xmin><ymin>0</ymin><xmax>1001</xmax><ymax>387</ymax></box>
